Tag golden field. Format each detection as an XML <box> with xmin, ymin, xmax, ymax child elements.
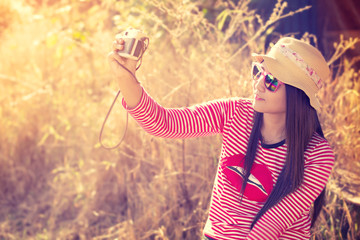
<box><xmin>0</xmin><ymin>0</ymin><xmax>359</xmax><ymax>239</ymax></box>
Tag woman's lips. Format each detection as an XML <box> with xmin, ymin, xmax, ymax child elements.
<box><xmin>255</xmin><ymin>94</ymin><xmax>264</xmax><ymax>101</ymax></box>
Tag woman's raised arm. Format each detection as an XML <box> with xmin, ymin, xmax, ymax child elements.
<box><xmin>107</xmin><ymin>37</ymin><xmax>143</xmax><ymax>109</ymax></box>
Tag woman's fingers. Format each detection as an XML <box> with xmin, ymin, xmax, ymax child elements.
<box><xmin>115</xmin><ymin>38</ymin><xmax>124</xmax><ymax>44</ymax></box>
<box><xmin>112</xmin><ymin>40</ymin><xmax>124</xmax><ymax>51</ymax></box>
<box><xmin>108</xmin><ymin>36</ymin><xmax>137</xmax><ymax>75</ymax></box>
<box><xmin>112</xmin><ymin>37</ymin><xmax>125</xmax><ymax>51</ymax></box>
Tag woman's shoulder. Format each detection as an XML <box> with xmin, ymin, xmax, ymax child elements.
<box><xmin>236</xmin><ymin>98</ymin><xmax>255</xmax><ymax>119</ymax></box>
<box><xmin>202</xmin><ymin>97</ymin><xmax>254</xmax><ymax>130</ymax></box>
<box><xmin>238</xmin><ymin>97</ymin><xmax>253</xmax><ymax>108</ymax></box>
<box><xmin>204</xmin><ymin>97</ymin><xmax>254</xmax><ymax>117</ymax></box>
<box><xmin>305</xmin><ymin>132</ymin><xmax>335</xmax><ymax>162</ymax></box>
<box><xmin>208</xmin><ymin>96</ymin><xmax>253</xmax><ymax>106</ymax></box>
<box><xmin>229</xmin><ymin>97</ymin><xmax>254</xmax><ymax>113</ymax></box>
<box><xmin>308</xmin><ymin>132</ymin><xmax>331</xmax><ymax>147</ymax></box>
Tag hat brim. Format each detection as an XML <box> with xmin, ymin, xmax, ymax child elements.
<box><xmin>251</xmin><ymin>53</ymin><xmax>321</xmax><ymax>111</ymax></box>
<box><xmin>251</xmin><ymin>53</ymin><xmax>264</xmax><ymax>63</ymax></box>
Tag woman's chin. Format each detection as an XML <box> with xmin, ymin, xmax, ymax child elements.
<box><xmin>252</xmin><ymin>100</ymin><xmax>265</xmax><ymax>113</ymax></box>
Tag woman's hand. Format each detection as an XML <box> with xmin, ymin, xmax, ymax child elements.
<box><xmin>108</xmin><ymin>38</ymin><xmax>137</xmax><ymax>79</ymax></box>
<box><xmin>107</xmin><ymin>36</ymin><xmax>143</xmax><ymax>109</ymax></box>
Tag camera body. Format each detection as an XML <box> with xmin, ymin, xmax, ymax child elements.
<box><xmin>116</xmin><ymin>28</ymin><xmax>148</xmax><ymax>61</ymax></box>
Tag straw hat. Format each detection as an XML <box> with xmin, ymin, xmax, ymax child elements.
<box><xmin>252</xmin><ymin>37</ymin><xmax>330</xmax><ymax>111</ymax></box>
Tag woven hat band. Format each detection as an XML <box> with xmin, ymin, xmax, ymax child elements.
<box><xmin>274</xmin><ymin>44</ymin><xmax>323</xmax><ymax>89</ymax></box>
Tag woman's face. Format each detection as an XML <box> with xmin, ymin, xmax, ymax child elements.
<box><xmin>252</xmin><ymin>62</ymin><xmax>287</xmax><ymax>114</ymax></box>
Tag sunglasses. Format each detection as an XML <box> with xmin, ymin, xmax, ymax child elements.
<box><xmin>251</xmin><ymin>62</ymin><xmax>283</xmax><ymax>92</ymax></box>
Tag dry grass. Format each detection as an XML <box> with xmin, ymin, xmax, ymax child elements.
<box><xmin>0</xmin><ymin>0</ymin><xmax>359</xmax><ymax>239</ymax></box>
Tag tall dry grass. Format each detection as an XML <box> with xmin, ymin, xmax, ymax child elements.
<box><xmin>0</xmin><ymin>0</ymin><xmax>359</xmax><ymax>239</ymax></box>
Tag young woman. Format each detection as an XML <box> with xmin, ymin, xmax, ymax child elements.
<box><xmin>108</xmin><ymin>37</ymin><xmax>335</xmax><ymax>239</ymax></box>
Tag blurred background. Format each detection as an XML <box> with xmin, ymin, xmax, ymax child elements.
<box><xmin>0</xmin><ymin>0</ymin><xmax>359</xmax><ymax>239</ymax></box>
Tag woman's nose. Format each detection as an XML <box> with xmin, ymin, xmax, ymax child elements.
<box><xmin>254</xmin><ymin>76</ymin><xmax>266</xmax><ymax>92</ymax></box>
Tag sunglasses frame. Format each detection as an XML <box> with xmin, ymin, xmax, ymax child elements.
<box><xmin>251</xmin><ymin>62</ymin><xmax>283</xmax><ymax>92</ymax></box>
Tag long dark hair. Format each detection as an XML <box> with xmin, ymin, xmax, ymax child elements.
<box><xmin>241</xmin><ymin>84</ymin><xmax>325</xmax><ymax>228</ymax></box>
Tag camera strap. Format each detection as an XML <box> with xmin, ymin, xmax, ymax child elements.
<box><xmin>99</xmin><ymin>37</ymin><xmax>149</xmax><ymax>149</ymax></box>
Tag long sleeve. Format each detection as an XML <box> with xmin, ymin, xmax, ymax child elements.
<box><xmin>122</xmin><ymin>87</ymin><xmax>238</xmax><ymax>139</ymax></box>
<box><xmin>246</xmin><ymin>140</ymin><xmax>335</xmax><ymax>240</ymax></box>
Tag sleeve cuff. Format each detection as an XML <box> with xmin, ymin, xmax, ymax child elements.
<box><xmin>121</xmin><ymin>87</ymin><xmax>147</xmax><ymax>114</ymax></box>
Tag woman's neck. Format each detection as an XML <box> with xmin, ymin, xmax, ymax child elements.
<box><xmin>261</xmin><ymin>113</ymin><xmax>286</xmax><ymax>144</ymax></box>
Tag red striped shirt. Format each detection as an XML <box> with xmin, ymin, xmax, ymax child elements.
<box><xmin>123</xmin><ymin>88</ymin><xmax>335</xmax><ymax>240</ymax></box>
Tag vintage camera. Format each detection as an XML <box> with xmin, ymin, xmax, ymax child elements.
<box><xmin>115</xmin><ymin>28</ymin><xmax>148</xmax><ymax>61</ymax></box>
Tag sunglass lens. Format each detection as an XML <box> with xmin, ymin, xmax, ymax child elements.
<box><xmin>265</xmin><ymin>74</ymin><xmax>278</xmax><ymax>91</ymax></box>
<box><xmin>252</xmin><ymin>65</ymin><xmax>261</xmax><ymax>80</ymax></box>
